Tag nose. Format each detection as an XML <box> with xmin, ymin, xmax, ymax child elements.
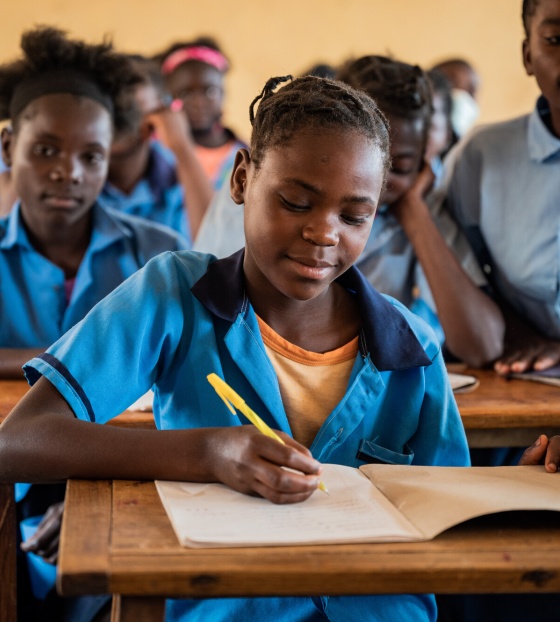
<box><xmin>302</xmin><ymin>214</ymin><xmax>339</xmax><ymax>246</ymax></box>
<box><xmin>49</xmin><ymin>157</ymin><xmax>82</xmax><ymax>184</ymax></box>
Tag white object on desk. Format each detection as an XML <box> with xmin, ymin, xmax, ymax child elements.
<box><xmin>126</xmin><ymin>390</ymin><xmax>154</xmax><ymax>412</ymax></box>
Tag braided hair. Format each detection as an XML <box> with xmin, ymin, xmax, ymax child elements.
<box><xmin>522</xmin><ymin>0</ymin><xmax>540</xmax><ymax>36</ymax></box>
<box><xmin>337</xmin><ymin>56</ymin><xmax>433</xmax><ymax>143</ymax></box>
<box><xmin>248</xmin><ymin>75</ymin><xmax>391</xmax><ymax>181</ymax></box>
<box><xmin>0</xmin><ymin>26</ymin><xmax>140</xmax><ymax>133</ymax></box>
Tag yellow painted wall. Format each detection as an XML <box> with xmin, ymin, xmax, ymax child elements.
<box><xmin>1</xmin><ymin>0</ymin><xmax>540</xmax><ymax>143</ymax></box>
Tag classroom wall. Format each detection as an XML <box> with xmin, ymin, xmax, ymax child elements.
<box><xmin>1</xmin><ymin>0</ymin><xmax>539</xmax><ymax>143</ymax></box>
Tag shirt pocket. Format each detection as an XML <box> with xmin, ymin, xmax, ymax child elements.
<box><xmin>355</xmin><ymin>438</ymin><xmax>414</xmax><ymax>467</ymax></box>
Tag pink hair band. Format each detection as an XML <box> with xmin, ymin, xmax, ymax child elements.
<box><xmin>161</xmin><ymin>46</ymin><xmax>229</xmax><ymax>75</ymax></box>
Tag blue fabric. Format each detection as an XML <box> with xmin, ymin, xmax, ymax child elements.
<box><xmin>99</xmin><ymin>140</ymin><xmax>191</xmax><ymax>242</ymax></box>
<box><xmin>0</xmin><ymin>201</ymin><xmax>188</xmax><ymax>349</ymax></box>
<box><xmin>444</xmin><ymin>97</ymin><xmax>560</xmax><ymax>338</ymax></box>
<box><xmin>24</xmin><ymin>249</ymin><xmax>470</xmax><ymax>622</ymax></box>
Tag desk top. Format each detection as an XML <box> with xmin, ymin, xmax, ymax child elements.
<box><xmin>3</xmin><ymin>371</ymin><xmax>560</xmax><ymax>438</ymax></box>
<box><xmin>455</xmin><ymin>369</ymin><xmax>560</xmax><ymax>429</ymax></box>
<box><xmin>58</xmin><ymin>478</ymin><xmax>560</xmax><ymax>598</ymax></box>
<box><xmin>0</xmin><ymin>380</ymin><xmax>154</xmax><ymax>428</ymax></box>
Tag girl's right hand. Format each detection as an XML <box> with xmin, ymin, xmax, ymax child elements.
<box><xmin>206</xmin><ymin>427</ymin><xmax>322</xmax><ymax>504</ymax></box>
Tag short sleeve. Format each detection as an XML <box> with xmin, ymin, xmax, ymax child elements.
<box><xmin>24</xmin><ymin>251</ymin><xmax>205</xmax><ymax>423</ymax></box>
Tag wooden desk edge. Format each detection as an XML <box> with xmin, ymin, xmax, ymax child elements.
<box><xmin>58</xmin><ymin>479</ymin><xmax>112</xmax><ymax>596</ymax></box>
<box><xmin>58</xmin><ymin>480</ymin><xmax>560</xmax><ymax>598</ymax></box>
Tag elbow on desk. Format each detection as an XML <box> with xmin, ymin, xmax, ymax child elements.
<box><xmin>445</xmin><ymin>323</ymin><xmax>505</xmax><ymax>369</ymax></box>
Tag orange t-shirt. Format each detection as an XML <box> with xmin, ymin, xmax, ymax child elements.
<box><xmin>257</xmin><ymin>316</ymin><xmax>359</xmax><ymax>448</ymax></box>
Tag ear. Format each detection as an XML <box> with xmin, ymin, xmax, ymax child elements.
<box><xmin>230</xmin><ymin>148</ymin><xmax>252</xmax><ymax>205</ymax></box>
<box><xmin>522</xmin><ymin>38</ymin><xmax>534</xmax><ymax>76</ymax></box>
<box><xmin>1</xmin><ymin>126</ymin><xmax>14</xmax><ymax>168</ymax></box>
<box><xmin>139</xmin><ymin>118</ymin><xmax>153</xmax><ymax>141</ymax></box>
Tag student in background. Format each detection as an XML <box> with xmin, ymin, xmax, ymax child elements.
<box><xmin>99</xmin><ymin>56</ymin><xmax>213</xmax><ymax>243</ymax></box>
<box><xmin>430</xmin><ymin>57</ymin><xmax>480</xmax><ymax>140</ymax></box>
<box><xmin>0</xmin><ymin>73</ymin><xmax>474</xmax><ymax>622</ymax></box>
<box><xmin>155</xmin><ymin>36</ymin><xmax>247</xmax><ymax>191</ymax></box>
<box><xmin>338</xmin><ymin>56</ymin><xmax>504</xmax><ymax>367</ymax></box>
<box><xmin>0</xmin><ymin>30</ymin><xmax>188</xmax><ymax>379</ymax></box>
<box><xmin>444</xmin><ymin>0</ymin><xmax>560</xmax><ymax>376</ymax></box>
<box><xmin>0</xmin><ymin>27</ymin><xmax>187</xmax><ymax>621</ymax></box>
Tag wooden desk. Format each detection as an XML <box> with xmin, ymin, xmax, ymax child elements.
<box><xmin>5</xmin><ymin>373</ymin><xmax>560</xmax><ymax>446</ymax></box>
<box><xmin>0</xmin><ymin>380</ymin><xmax>155</xmax><ymax>428</ymax></box>
<box><xmin>455</xmin><ymin>369</ymin><xmax>560</xmax><ymax>447</ymax></box>
<box><xmin>0</xmin><ymin>380</ymin><xmax>155</xmax><ymax>622</ymax></box>
<box><xmin>58</xmin><ymin>479</ymin><xmax>560</xmax><ymax>622</ymax></box>
<box><xmin>3</xmin><ymin>373</ymin><xmax>560</xmax><ymax>620</ymax></box>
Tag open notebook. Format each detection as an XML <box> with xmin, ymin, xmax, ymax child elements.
<box><xmin>156</xmin><ymin>464</ymin><xmax>560</xmax><ymax>548</ymax></box>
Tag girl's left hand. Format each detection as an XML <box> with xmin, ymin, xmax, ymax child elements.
<box><xmin>518</xmin><ymin>435</ymin><xmax>560</xmax><ymax>472</ymax></box>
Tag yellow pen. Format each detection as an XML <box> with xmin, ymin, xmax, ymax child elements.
<box><xmin>207</xmin><ymin>373</ymin><xmax>329</xmax><ymax>494</ymax></box>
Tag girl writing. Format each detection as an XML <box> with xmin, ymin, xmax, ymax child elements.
<box><xmin>1</xmin><ymin>74</ymin><xmax>557</xmax><ymax>621</ymax></box>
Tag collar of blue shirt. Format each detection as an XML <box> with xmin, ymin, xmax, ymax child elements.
<box><xmin>528</xmin><ymin>96</ymin><xmax>560</xmax><ymax>163</ymax></box>
<box><xmin>0</xmin><ymin>202</ymin><xmax>137</xmax><ymax>255</ymax></box>
<box><xmin>191</xmin><ymin>249</ymin><xmax>432</xmax><ymax>371</ymax></box>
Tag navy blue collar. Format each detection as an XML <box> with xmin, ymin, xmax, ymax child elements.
<box><xmin>192</xmin><ymin>249</ymin><xmax>431</xmax><ymax>371</ymax></box>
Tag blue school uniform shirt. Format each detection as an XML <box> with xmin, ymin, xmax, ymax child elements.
<box><xmin>98</xmin><ymin>140</ymin><xmax>191</xmax><ymax>243</ymax></box>
<box><xmin>444</xmin><ymin>96</ymin><xmax>560</xmax><ymax>338</ymax></box>
<box><xmin>24</xmin><ymin>250</ymin><xmax>470</xmax><ymax>622</ymax></box>
<box><xmin>3</xmin><ymin>200</ymin><xmax>186</xmax><ymax>505</ymax></box>
<box><xmin>0</xmin><ymin>201</ymin><xmax>188</xmax><ymax>349</ymax></box>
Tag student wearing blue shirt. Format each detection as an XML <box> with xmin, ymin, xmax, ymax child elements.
<box><xmin>339</xmin><ymin>56</ymin><xmax>504</xmax><ymax>368</ymax></box>
<box><xmin>444</xmin><ymin>0</ymin><xmax>560</xmax><ymax>376</ymax></box>
<box><xmin>1</xmin><ymin>74</ymin><xmax>558</xmax><ymax>622</ymax></box>
<box><xmin>99</xmin><ymin>56</ymin><xmax>213</xmax><ymax>244</ymax></box>
<box><xmin>0</xmin><ymin>27</ymin><xmax>187</xmax><ymax>621</ymax></box>
<box><xmin>0</xmin><ymin>32</ymin><xmax>187</xmax><ymax>380</ymax></box>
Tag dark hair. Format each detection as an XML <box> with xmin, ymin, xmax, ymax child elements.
<box><xmin>337</xmin><ymin>56</ymin><xmax>433</xmax><ymax>140</ymax></box>
<box><xmin>248</xmin><ymin>75</ymin><xmax>391</xmax><ymax>183</ymax></box>
<box><xmin>154</xmin><ymin>36</ymin><xmax>229</xmax><ymax>71</ymax></box>
<box><xmin>522</xmin><ymin>0</ymin><xmax>540</xmax><ymax>36</ymax></box>
<box><xmin>0</xmin><ymin>26</ymin><xmax>140</xmax><ymax>133</ymax></box>
<box><xmin>300</xmin><ymin>63</ymin><xmax>337</xmax><ymax>80</ymax></box>
<box><xmin>431</xmin><ymin>58</ymin><xmax>475</xmax><ymax>74</ymax></box>
<box><xmin>128</xmin><ymin>54</ymin><xmax>167</xmax><ymax>98</ymax></box>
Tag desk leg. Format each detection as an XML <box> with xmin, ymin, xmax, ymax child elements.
<box><xmin>0</xmin><ymin>483</ymin><xmax>16</xmax><ymax>622</ymax></box>
<box><xmin>111</xmin><ymin>595</ymin><xmax>165</xmax><ymax>622</ymax></box>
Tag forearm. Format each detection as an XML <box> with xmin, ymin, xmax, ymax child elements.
<box><xmin>0</xmin><ymin>377</ymin><xmax>216</xmax><ymax>484</ymax></box>
<box><xmin>394</xmin><ymin>198</ymin><xmax>504</xmax><ymax>367</ymax></box>
<box><xmin>0</xmin><ymin>377</ymin><xmax>322</xmax><ymax>504</ymax></box>
<box><xmin>171</xmin><ymin>141</ymin><xmax>213</xmax><ymax>241</ymax></box>
<box><xmin>0</xmin><ymin>348</ymin><xmax>44</xmax><ymax>379</ymax></box>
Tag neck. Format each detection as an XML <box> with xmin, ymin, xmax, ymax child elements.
<box><xmin>192</xmin><ymin>124</ymin><xmax>230</xmax><ymax>148</ymax></box>
<box><xmin>22</xmin><ymin>211</ymin><xmax>92</xmax><ymax>279</ymax></box>
<box><xmin>246</xmin><ymin>279</ymin><xmax>360</xmax><ymax>353</ymax></box>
